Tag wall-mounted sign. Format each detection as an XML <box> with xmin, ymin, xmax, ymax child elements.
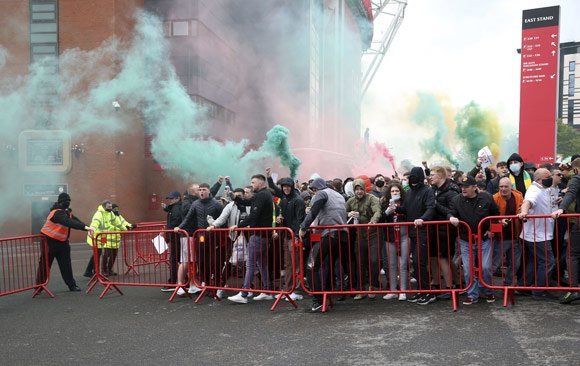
<box><xmin>18</xmin><ymin>130</ymin><xmax>72</xmax><ymax>173</ymax></box>
<box><xmin>23</xmin><ymin>184</ymin><xmax>68</xmax><ymax>197</ymax></box>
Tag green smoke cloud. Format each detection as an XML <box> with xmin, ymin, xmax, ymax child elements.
<box><xmin>411</xmin><ymin>92</ymin><xmax>459</xmax><ymax>168</ymax></box>
<box><xmin>455</xmin><ymin>101</ymin><xmax>502</xmax><ymax>166</ymax></box>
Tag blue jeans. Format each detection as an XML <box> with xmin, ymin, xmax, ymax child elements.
<box><xmin>492</xmin><ymin>239</ymin><xmax>522</xmax><ymax>286</ymax></box>
<box><xmin>242</xmin><ymin>235</ymin><xmax>270</xmax><ymax>295</ymax></box>
<box><xmin>460</xmin><ymin>238</ymin><xmax>492</xmax><ymax>299</ymax></box>
<box><xmin>523</xmin><ymin>240</ymin><xmax>555</xmax><ymax>291</ymax></box>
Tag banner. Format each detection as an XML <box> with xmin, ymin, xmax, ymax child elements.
<box><xmin>519</xmin><ymin>6</ymin><xmax>560</xmax><ymax>164</ymax></box>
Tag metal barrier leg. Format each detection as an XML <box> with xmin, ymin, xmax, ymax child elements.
<box><xmin>194</xmin><ymin>288</ymin><xmax>208</xmax><ymax>304</ymax></box>
<box><xmin>32</xmin><ymin>285</ymin><xmax>54</xmax><ymax>298</ymax></box>
<box><xmin>451</xmin><ymin>290</ymin><xmax>458</xmax><ymax>312</ymax></box>
<box><xmin>270</xmin><ymin>293</ymin><xmax>298</xmax><ymax>311</ymax></box>
<box><xmin>99</xmin><ymin>283</ymin><xmax>123</xmax><ymax>299</ymax></box>
<box><xmin>169</xmin><ymin>285</ymin><xmax>192</xmax><ymax>302</ymax></box>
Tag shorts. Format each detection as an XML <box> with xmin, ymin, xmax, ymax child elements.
<box><xmin>180</xmin><ymin>236</ymin><xmax>193</xmax><ymax>263</ymax></box>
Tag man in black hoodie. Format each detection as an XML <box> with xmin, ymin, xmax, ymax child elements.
<box><xmin>228</xmin><ymin>174</ymin><xmax>275</xmax><ymax>303</ymax></box>
<box><xmin>37</xmin><ymin>193</ymin><xmax>93</xmax><ymax>292</ymax></box>
<box><xmin>266</xmin><ymin>168</ymin><xmax>305</xmax><ymax>300</ymax></box>
<box><xmin>399</xmin><ymin>166</ymin><xmax>436</xmax><ymax>305</ymax></box>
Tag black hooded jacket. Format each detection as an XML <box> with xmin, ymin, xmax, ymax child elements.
<box><xmin>432</xmin><ymin>179</ymin><xmax>460</xmax><ymax>220</ymax></box>
<box><xmin>398</xmin><ymin>167</ymin><xmax>435</xmax><ymax>234</ymax></box>
<box><xmin>268</xmin><ymin>176</ymin><xmax>305</xmax><ymax>235</ymax></box>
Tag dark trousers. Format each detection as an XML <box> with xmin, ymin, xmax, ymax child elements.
<box><xmin>355</xmin><ymin>233</ymin><xmax>382</xmax><ymax>289</ymax></box>
<box><xmin>411</xmin><ymin>233</ymin><xmax>430</xmax><ymax>290</ymax></box>
<box><xmin>167</xmin><ymin>233</ymin><xmax>181</xmax><ymax>284</ymax></box>
<box><xmin>84</xmin><ymin>248</ymin><xmax>102</xmax><ymax>275</ymax></box>
<box><xmin>311</xmin><ymin>234</ymin><xmax>348</xmax><ymax>302</ymax></box>
<box><xmin>36</xmin><ymin>239</ymin><xmax>76</xmax><ymax>288</ymax></box>
<box><xmin>101</xmin><ymin>248</ymin><xmax>118</xmax><ymax>275</ymax></box>
<box><xmin>569</xmin><ymin>229</ymin><xmax>580</xmax><ymax>287</ymax></box>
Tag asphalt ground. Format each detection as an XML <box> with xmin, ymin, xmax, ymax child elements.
<box><xmin>1</xmin><ymin>243</ymin><xmax>579</xmax><ymax>366</ymax></box>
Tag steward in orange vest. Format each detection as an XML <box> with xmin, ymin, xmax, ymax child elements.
<box><xmin>37</xmin><ymin>192</ymin><xmax>93</xmax><ymax>292</ymax></box>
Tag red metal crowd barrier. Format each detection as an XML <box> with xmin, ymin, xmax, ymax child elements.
<box><xmin>123</xmin><ymin>222</ymin><xmax>168</xmax><ymax>275</ymax></box>
<box><xmin>189</xmin><ymin>227</ymin><xmax>298</xmax><ymax>311</ymax></box>
<box><xmin>298</xmin><ymin>221</ymin><xmax>474</xmax><ymax>312</ymax></box>
<box><xmin>86</xmin><ymin>229</ymin><xmax>189</xmax><ymax>299</ymax></box>
<box><xmin>478</xmin><ymin>214</ymin><xmax>580</xmax><ymax>307</ymax></box>
<box><xmin>0</xmin><ymin>235</ymin><xmax>53</xmax><ymax>298</ymax></box>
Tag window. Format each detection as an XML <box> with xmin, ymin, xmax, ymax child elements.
<box><xmin>30</xmin><ymin>0</ymin><xmax>58</xmax><ymax>60</ymax></box>
<box><xmin>570</xmin><ymin>61</ymin><xmax>576</xmax><ymax>72</ymax></box>
<box><xmin>570</xmin><ymin>74</ymin><xmax>575</xmax><ymax>97</ymax></box>
<box><xmin>172</xmin><ymin>21</ymin><xmax>189</xmax><ymax>36</ymax></box>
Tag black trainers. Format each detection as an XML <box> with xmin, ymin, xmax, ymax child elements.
<box><xmin>560</xmin><ymin>291</ymin><xmax>580</xmax><ymax>304</ymax></box>
<box><xmin>68</xmin><ymin>285</ymin><xmax>81</xmax><ymax>292</ymax></box>
<box><xmin>407</xmin><ymin>293</ymin><xmax>422</xmax><ymax>303</ymax></box>
<box><xmin>311</xmin><ymin>301</ymin><xmax>323</xmax><ymax>312</ymax></box>
<box><xmin>417</xmin><ymin>294</ymin><xmax>436</xmax><ymax>305</ymax></box>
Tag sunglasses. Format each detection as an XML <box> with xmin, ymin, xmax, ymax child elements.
<box><xmin>555</xmin><ymin>173</ymin><xmax>563</xmax><ymax>177</ymax></box>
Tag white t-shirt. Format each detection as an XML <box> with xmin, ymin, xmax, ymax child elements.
<box><xmin>520</xmin><ymin>182</ymin><xmax>554</xmax><ymax>242</ymax></box>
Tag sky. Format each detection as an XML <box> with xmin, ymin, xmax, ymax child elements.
<box><xmin>362</xmin><ymin>0</ymin><xmax>580</xmax><ymax>165</ymax></box>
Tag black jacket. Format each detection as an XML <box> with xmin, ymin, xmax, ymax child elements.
<box><xmin>238</xmin><ymin>187</ymin><xmax>274</xmax><ymax>228</ymax></box>
<box><xmin>179</xmin><ymin>197</ymin><xmax>223</xmax><ymax>234</ymax></box>
<box><xmin>400</xmin><ymin>168</ymin><xmax>435</xmax><ymax>221</ymax></box>
<box><xmin>164</xmin><ymin>202</ymin><xmax>183</xmax><ymax>230</ymax></box>
<box><xmin>180</xmin><ymin>194</ymin><xmax>197</xmax><ymax>233</ymax></box>
<box><xmin>432</xmin><ymin>179</ymin><xmax>460</xmax><ymax>220</ymax></box>
<box><xmin>268</xmin><ymin>177</ymin><xmax>305</xmax><ymax>234</ymax></box>
<box><xmin>448</xmin><ymin>192</ymin><xmax>499</xmax><ymax>241</ymax></box>
<box><xmin>559</xmin><ymin>174</ymin><xmax>580</xmax><ymax>213</ymax></box>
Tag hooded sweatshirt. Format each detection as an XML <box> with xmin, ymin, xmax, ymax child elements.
<box><xmin>268</xmin><ymin>176</ymin><xmax>305</xmax><ymax>234</ymax></box>
<box><xmin>346</xmin><ymin>179</ymin><xmax>382</xmax><ymax>225</ymax></box>
<box><xmin>300</xmin><ymin>178</ymin><xmax>347</xmax><ymax>236</ymax></box>
<box><xmin>400</xmin><ymin>167</ymin><xmax>435</xmax><ymax>235</ymax></box>
<box><xmin>507</xmin><ymin>153</ymin><xmax>532</xmax><ymax>195</ymax></box>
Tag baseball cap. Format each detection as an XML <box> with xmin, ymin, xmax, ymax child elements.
<box><xmin>166</xmin><ymin>191</ymin><xmax>181</xmax><ymax>199</ymax></box>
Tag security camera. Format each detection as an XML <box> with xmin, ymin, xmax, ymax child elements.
<box><xmin>112</xmin><ymin>101</ymin><xmax>121</xmax><ymax>111</ymax></box>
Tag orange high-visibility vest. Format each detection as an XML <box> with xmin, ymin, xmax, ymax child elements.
<box><xmin>40</xmin><ymin>209</ymin><xmax>71</xmax><ymax>242</ymax></box>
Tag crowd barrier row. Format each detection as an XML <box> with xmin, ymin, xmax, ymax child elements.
<box><xmin>0</xmin><ymin>235</ymin><xmax>53</xmax><ymax>298</ymax></box>
<box><xmin>2</xmin><ymin>216</ymin><xmax>578</xmax><ymax>313</ymax></box>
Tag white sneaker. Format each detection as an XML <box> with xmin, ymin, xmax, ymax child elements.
<box><xmin>227</xmin><ymin>292</ymin><xmax>248</xmax><ymax>304</ymax></box>
<box><xmin>247</xmin><ymin>292</ymin><xmax>254</xmax><ymax>298</ymax></box>
<box><xmin>383</xmin><ymin>294</ymin><xmax>398</xmax><ymax>300</ymax></box>
<box><xmin>398</xmin><ymin>293</ymin><xmax>407</xmax><ymax>301</ymax></box>
<box><xmin>216</xmin><ymin>289</ymin><xmax>224</xmax><ymax>299</ymax></box>
<box><xmin>188</xmin><ymin>285</ymin><xmax>202</xmax><ymax>294</ymax></box>
<box><xmin>177</xmin><ymin>288</ymin><xmax>186</xmax><ymax>296</ymax></box>
<box><xmin>380</xmin><ymin>269</ymin><xmax>386</xmax><ymax>275</ymax></box>
<box><xmin>286</xmin><ymin>292</ymin><xmax>304</xmax><ymax>301</ymax></box>
<box><xmin>253</xmin><ymin>293</ymin><xmax>274</xmax><ymax>301</ymax></box>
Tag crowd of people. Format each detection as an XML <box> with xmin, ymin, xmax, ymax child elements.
<box><xmin>37</xmin><ymin>152</ymin><xmax>580</xmax><ymax>312</ymax></box>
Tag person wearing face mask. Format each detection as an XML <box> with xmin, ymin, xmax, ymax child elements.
<box><xmin>400</xmin><ymin>166</ymin><xmax>436</xmax><ymax>305</ymax></box>
<box><xmin>370</xmin><ymin>174</ymin><xmax>388</xmax><ymax>198</ymax></box>
<box><xmin>381</xmin><ymin>182</ymin><xmax>409</xmax><ymax>301</ymax></box>
<box><xmin>83</xmin><ymin>200</ymin><xmax>118</xmax><ymax>278</ymax></box>
<box><xmin>518</xmin><ymin>168</ymin><xmax>557</xmax><ymax>299</ymax></box>
<box><xmin>507</xmin><ymin>153</ymin><xmax>532</xmax><ymax>196</ymax></box>
<box><xmin>100</xmin><ymin>204</ymin><xmax>134</xmax><ymax>276</ymax></box>
<box><xmin>400</xmin><ymin>172</ymin><xmax>411</xmax><ymax>192</ymax></box>
<box><xmin>37</xmin><ymin>193</ymin><xmax>94</xmax><ymax>292</ymax></box>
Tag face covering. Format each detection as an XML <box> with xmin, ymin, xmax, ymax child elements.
<box><xmin>105</xmin><ymin>208</ymin><xmax>113</xmax><ymax>212</ymax></box>
<box><xmin>391</xmin><ymin>194</ymin><xmax>400</xmax><ymax>201</ymax></box>
<box><xmin>541</xmin><ymin>178</ymin><xmax>553</xmax><ymax>188</ymax></box>
<box><xmin>375</xmin><ymin>180</ymin><xmax>385</xmax><ymax>188</ymax></box>
<box><xmin>408</xmin><ymin>175</ymin><xmax>420</xmax><ymax>186</ymax></box>
<box><xmin>60</xmin><ymin>201</ymin><xmax>71</xmax><ymax>209</ymax></box>
<box><xmin>510</xmin><ymin>163</ymin><xmax>521</xmax><ymax>174</ymax></box>
<box><xmin>401</xmin><ymin>181</ymin><xmax>409</xmax><ymax>189</ymax></box>
<box><xmin>113</xmin><ymin>210</ymin><xmax>120</xmax><ymax>216</ymax></box>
